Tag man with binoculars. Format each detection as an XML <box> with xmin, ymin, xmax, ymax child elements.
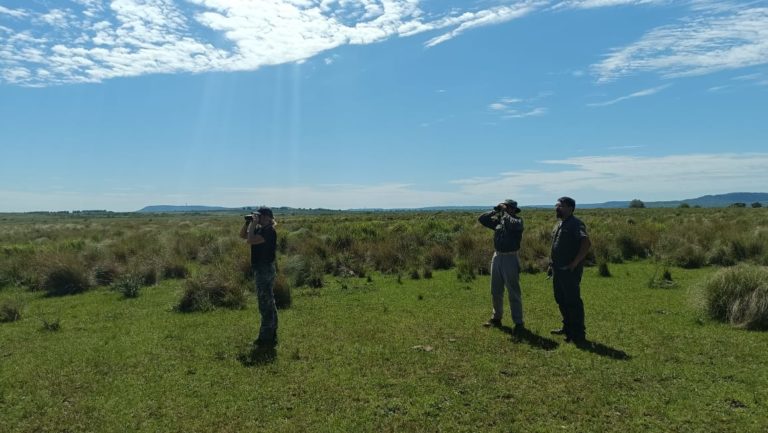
<box><xmin>239</xmin><ymin>206</ymin><xmax>278</xmax><ymax>348</ymax></box>
<box><xmin>478</xmin><ymin>199</ymin><xmax>525</xmax><ymax>331</ymax></box>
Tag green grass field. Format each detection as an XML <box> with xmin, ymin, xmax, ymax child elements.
<box><xmin>2</xmin><ymin>261</ymin><xmax>766</xmax><ymax>432</ymax></box>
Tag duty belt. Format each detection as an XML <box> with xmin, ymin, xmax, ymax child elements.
<box><xmin>495</xmin><ymin>251</ymin><xmax>518</xmax><ymax>256</ymax></box>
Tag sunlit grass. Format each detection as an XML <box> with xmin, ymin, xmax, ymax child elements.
<box><xmin>2</xmin><ymin>262</ymin><xmax>767</xmax><ymax>432</ymax></box>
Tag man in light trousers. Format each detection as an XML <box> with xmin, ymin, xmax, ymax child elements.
<box><xmin>478</xmin><ymin>199</ymin><xmax>525</xmax><ymax>332</ymax></box>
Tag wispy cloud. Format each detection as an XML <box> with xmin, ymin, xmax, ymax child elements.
<box><xmin>489</xmin><ymin>93</ymin><xmax>551</xmax><ymax>119</ymax></box>
<box><xmin>423</xmin><ymin>2</ymin><xmax>544</xmax><ymax>48</ymax></box>
<box><xmin>553</xmin><ymin>0</ymin><xmax>666</xmax><ymax>10</ymax></box>
<box><xmin>0</xmin><ymin>5</ymin><xmax>28</xmax><ymax>19</ymax></box>
<box><xmin>594</xmin><ymin>5</ymin><xmax>768</xmax><ymax>82</ymax></box>
<box><xmin>587</xmin><ymin>84</ymin><xmax>670</xmax><ymax>107</ymax></box>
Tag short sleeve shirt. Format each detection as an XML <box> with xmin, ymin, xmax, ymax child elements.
<box><xmin>551</xmin><ymin>215</ymin><xmax>588</xmax><ymax>267</ymax></box>
<box><xmin>251</xmin><ymin>224</ymin><xmax>277</xmax><ymax>266</ymax></box>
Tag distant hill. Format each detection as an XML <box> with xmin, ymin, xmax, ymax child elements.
<box><xmin>137</xmin><ymin>205</ymin><xmax>237</xmax><ymax>213</ymax></box>
<box><xmin>574</xmin><ymin>192</ymin><xmax>768</xmax><ymax>209</ymax></box>
<box><xmin>136</xmin><ymin>192</ymin><xmax>767</xmax><ymax>213</ymax></box>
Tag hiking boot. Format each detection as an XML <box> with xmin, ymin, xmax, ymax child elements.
<box><xmin>483</xmin><ymin>318</ymin><xmax>502</xmax><ymax>328</ymax></box>
<box><xmin>550</xmin><ymin>328</ymin><xmax>566</xmax><ymax>335</ymax></box>
<box><xmin>512</xmin><ymin>324</ymin><xmax>526</xmax><ymax>335</ymax></box>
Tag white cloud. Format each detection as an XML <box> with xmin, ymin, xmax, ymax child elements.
<box><xmin>0</xmin><ymin>5</ymin><xmax>28</xmax><ymax>18</ymax></box>
<box><xmin>452</xmin><ymin>153</ymin><xmax>768</xmax><ymax>204</ymax></box>
<box><xmin>553</xmin><ymin>0</ymin><xmax>666</xmax><ymax>10</ymax></box>
<box><xmin>503</xmin><ymin>107</ymin><xmax>547</xmax><ymax>118</ymax></box>
<box><xmin>0</xmin><ymin>0</ymin><xmax>545</xmax><ymax>86</ymax></box>
<box><xmin>423</xmin><ymin>3</ymin><xmax>544</xmax><ymax>48</ymax></box>
<box><xmin>587</xmin><ymin>84</ymin><xmax>670</xmax><ymax>106</ymax></box>
<box><xmin>488</xmin><ymin>93</ymin><xmax>550</xmax><ymax>119</ymax></box>
<box><xmin>594</xmin><ymin>5</ymin><xmax>768</xmax><ymax>82</ymax></box>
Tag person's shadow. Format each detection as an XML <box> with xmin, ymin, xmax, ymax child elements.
<box><xmin>500</xmin><ymin>326</ymin><xmax>559</xmax><ymax>351</ymax></box>
<box><xmin>574</xmin><ymin>340</ymin><xmax>631</xmax><ymax>360</ymax></box>
<box><xmin>238</xmin><ymin>346</ymin><xmax>277</xmax><ymax>367</ymax></box>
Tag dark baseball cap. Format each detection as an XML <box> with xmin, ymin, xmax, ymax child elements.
<box><xmin>254</xmin><ymin>206</ymin><xmax>273</xmax><ymax>218</ymax></box>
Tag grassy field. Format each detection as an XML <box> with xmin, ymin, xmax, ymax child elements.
<box><xmin>2</xmin><ymin>259</ymin><xmax>767</xmax><ymax>432</ymax></box>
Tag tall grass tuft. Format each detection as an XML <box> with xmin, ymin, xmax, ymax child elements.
<box><xmin>0</xmin><ymin>300</ymin><xmax>22</xmax><ymax>322</ymax></box>
<box><xmin>41</xmin><ymin>262</ymin><xmax>92</xmax><ymax>296</ymax></box>
<box><xmin>176</xmin><ymin>271</ymin><xmax>247</xmax><ymax>312</ymax></box>
<box><xmin>111</xmin><ymin>274</ymin><xmax>143</xmax><ymax>299</ymax></box>
<box><xmin>273</xmin><ymin>272</ymin><xmax>292</xmax><ymax>309</ymax></box>
<box><xmin>702</xmin><ymin>265</ymin><xmax>768</xmax><ymax>330</ymax></box>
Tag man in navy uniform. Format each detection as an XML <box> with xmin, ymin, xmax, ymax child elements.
<box><xmin>549</xmin><ymin>197</ymin><xmax>591</xmax><ymax>344</ymax></box>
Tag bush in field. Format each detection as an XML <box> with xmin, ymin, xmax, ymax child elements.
<box><xmin>368</xmin><ymin>238</ymin><xmax>406</xmax><ymax>273</ymax></box>
<box><xmin>273</xmin><ymin>272</ymin><xmax>292</xmax><ymax>309</ymax></box>
<box><xmin>423</xmin><ymin>267</ymin><xmax>433</xmax><ymax>279</ymax></box>
<box><xmin>161</xmin><ymin>260</ymin><xmax>188</xmax><ymax>279</ymax></box>
<box><xmin>176</xmin><ymin>271</ymin><xmax>247</xmax><ymax>312</ymax></box>
<box><xmin>111</xmin><ymin>275</ymin><xmax>143</xmax><ymax>298</ymax></box>
<box><xmin>598</xmin><ymin>262</ymin><xmax>611</xmax><ymax>277</ymax></box>
<box><xmin>283</xmin><ymin>255</ymin><xmax>325</xmax><ymax>288</ymax></box>
<box><xmin>428</xmin><ymin>245</ymin><xmax>454</xmax><ymax>270</ymax></box>
<box><xmin>131</xmin><ymin>258</ymin><xmax>159</xmax><ymax>286</ymax></box>
<box><xmin>702</xmin><ymin>265</ymin><xmax>768</xmax><ymax>330</ymax></box>
<box><xmin>93</xmin><ymin>262</ymin><xmax>121</xmax><ymax>286</ymax></box>
<box><xmin>40</xmin><ymin>316</ymin><xmax>61</xmax><ymax>332</ymax></box>
<box><xmin>454</xmin><ymin>231</ymin><xmax>492</xmax><ymax>279</ymax></box>
<box><xmin>669</xmin><ymin>243</ymin><xmax>706</xmax><ymax>269</ymax></box>
<box><xmin>616</xmin><ymin>233</ymin><xmax>648</xmax><ymax>260</ymax></box>
<box><xmin>42</xmin><ymin>262</ymin><xmax>92</xmax><ymax>296</ymax></box>
<box><xmin>0</xmin><ymin>300</ymin><xmax>22</xmax><ymax>322</ymax></box>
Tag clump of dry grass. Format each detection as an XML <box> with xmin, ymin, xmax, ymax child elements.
<box><xmin>702</xmin><ymin>265</ymin><xmax>768</xmax><ymax>330</ymax></box>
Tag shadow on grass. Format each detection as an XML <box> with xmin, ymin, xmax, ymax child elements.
<box><xmin>500</xmin><ymin>326</ymin><xmax>559</xmax><ymax>351</ymax></box>
<box><xmin>574</xmin><ymin>340</ymin><xmax>631</xmax><ymax>361</ymax></box>
<box><xmin>238</xmin><ymin>346</ymin><xmax>277</xmax><ymax>367</ymax></box>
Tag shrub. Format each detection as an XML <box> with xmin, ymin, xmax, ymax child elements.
<box><xmin>410</xmin><ymin>269</ymin><xmax>420</xmax><ymax>280</ymax></box>
<box><xmin>598</xmin><ymin>262</ymin><xmax>611</xmax><ymax>277</ymax></box>
<box><xmin>40</xmin><ymin>316</ymin><xmax>61</xmax><ymax>331</ymax></box>
<box><xmin>0</xmin><ymin>300</ymin><xmax>22</xmax><ymax>322</ymax></box>
<box><xmin>283</xmin><ymin>255</ymin><xmax>324</xmax><ymax>288</ymax></box>
<box><xmin>161</xmin><ymin>262</ymin><xmax>188</xmax><ymax>279</ymax></box>
<box><xmin>42</xmin><ymin>263</ymin><xmax>92</xmax><ymax>296</ymax></box>
<box><xmin>648</xmin><ymin>267</ymin><xmax>676</xmax><ymax>289</ymax></box>
<box><xmin>111</xmin><ymin>275</ymin><xmax>143</xmax><ymax>298</ymax></box>
<box><xmin>616</xmin><ymin>234</ymin><xmax>648</xmax><ymax>260</ymax></box>
<box><xmin>670</xmin><ymin>244</ymin><xmax>706</xmax><ymax>269</ymax></box>
<box><xmin>702</xmin><ymin>265</ymin><xmax>768</xmax><ymax>330</ymax></box>
<box><xmin>273</xmin><ymin>272</ymin><xmax>292</xmax><ymax>309</ymax></box>
<box><xmin>706</xmin><ymin>241</ymin><xmax>736</xmax><ymax>266</ymax></box>
<box><xmin>93</xmin><ymin>262</ymin><xmax>121</xmax><ymax>286</ymax></box>
<box><xmin>176</xmin><ymin>272</ymin><xmax>247</xmax><ymax>312</ymax></box>
<box><xmin>455</xmin><ymin>231</ymin><xmax>492</xmax><ymax>277</ymax></box>
<box><xmin>428</xmin><ymin>245</ymin><xmax>454</xmax><ymax>270</ymax></box>
<box><xmin>423</xmin><ymin>267</ymin><xmax>433</xmax><ymax>279</ymax></box>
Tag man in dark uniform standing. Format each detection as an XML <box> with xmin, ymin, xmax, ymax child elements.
<box><xmin>478</xmin><ymin>199</ymin><xmax>525</xmax><ymax>331</ymax></box>
<box><xmin>549</xmin><ymin>197</ymin><xmax>591</xmax><ymax>344</ymax></box>
<box><xmin>239</xmin><ymin>206</ymin><xmax>279</xmax><ymax>348</ymax></box>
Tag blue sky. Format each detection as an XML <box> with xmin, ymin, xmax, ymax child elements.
<box><xmin>1</xmin><ymin>0</ymin><xmax>767</xmax><ymax>212</ymax></box>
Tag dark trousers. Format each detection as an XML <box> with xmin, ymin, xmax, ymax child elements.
<box><xmin>553</xmin><ymin>266</ymin><xmax>585</xmax><ymax>340</ymax></box>
<box><xmin>253</xmin><ymin>262</ymin><xmax>278</xmax><ymax>343</ymax></box>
